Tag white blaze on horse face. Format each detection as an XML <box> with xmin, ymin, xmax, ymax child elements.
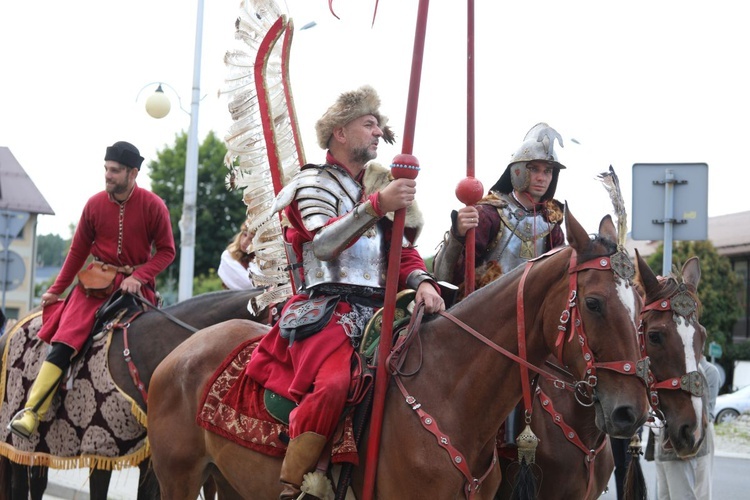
<box><xmin>677</xmin><ymin>320</ymin><xmax>703</xmax><ymax>439</ymax></box>
<box><xmin>615</xmin><ymin>281</ymin><xmax>639</xmax><ymax>333</ymax></box>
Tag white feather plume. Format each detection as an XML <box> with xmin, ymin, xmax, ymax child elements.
<box><xmin>221</xmin><ymin>0</ymin><xmax>305</xmax><ymax>311</ymax></box>
<box><xmin>597</xmin><ymin>165</ymin><xmax>628</xmax><ymax>249</ymax></box>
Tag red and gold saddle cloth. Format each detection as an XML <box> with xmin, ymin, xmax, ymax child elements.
<box><xmin>196</xmin><ymin>339</ymin><xmax>359</xmax><ymax>465</ymax></box>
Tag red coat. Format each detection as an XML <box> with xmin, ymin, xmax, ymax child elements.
<box><xmin>39</xmin><ymin>185</ymin><xmax>175</xmax><ymax>351</ymax></box>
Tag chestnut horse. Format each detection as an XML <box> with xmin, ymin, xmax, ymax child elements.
<box><xmin>635</xmin><ymin>253</ymin><xmax>707</xmax><ymax>458</ymax></box>
<box><xmin>0</xmin><ymin>288</ymin><xmax>265</xmax><ymax>500</ymax></box>
<box><xmin>147</xmin><ymin>208</ymin><xmax>651</xmax><ymax>499</ymax></box>
<box><xmin>495</xmin><ymin>253</ymin><xmax>707</xmax><ymax>500</ymax></box>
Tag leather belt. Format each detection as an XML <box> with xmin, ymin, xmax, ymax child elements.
<box><xmin>92</xmin><ymin>259</ymin><xmax>140</xmax><ymax>275</ymax></box>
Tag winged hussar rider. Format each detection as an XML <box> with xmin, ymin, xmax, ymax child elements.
<box><xmin>245</xmin><ymin>85</ymin><xmax>444</xmax><ymax>499</ymax></box>
<box><xmin>432</xmin><ymin>122</ymin><xmax>567</xmax><ymax>292</ymax></box>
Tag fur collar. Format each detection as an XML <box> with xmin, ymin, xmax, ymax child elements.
<box><xmin>363</xmin><ymin>162</ymin><xmax>424</xmax><ymax>243</ymax></box>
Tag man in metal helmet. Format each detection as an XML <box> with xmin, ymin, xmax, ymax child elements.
<box><xmin>433</xmin><ymin>122</ymin><xmax>566</xmax><ymax>292</ymax></box>
<box><xmin>433</xmin><ymin>122</ymin><xmax>567</xmax><ymax>454</ymax></box>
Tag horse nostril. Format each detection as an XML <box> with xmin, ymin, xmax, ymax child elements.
<box><xmin>612</xmin><ymin>406</ymin><xmax>638</xmax><ymax>429</ymax></box>
<box><xmin>679</xmin><ymin>423</ymin><xmax>696</xmax><ymax>449</ymax></box>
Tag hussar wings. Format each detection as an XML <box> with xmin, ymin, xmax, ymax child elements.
<box><xmin>221</xmin><ymin>0</ymin><xmax>306</xmax><ymax>312</ymax></box>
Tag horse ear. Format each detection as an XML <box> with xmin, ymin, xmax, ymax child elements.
<box><xmin>682</xmin><ymin>256</ymin><xmax>701</xmax><ymax>290</ymax></box>
<box><xmin>598</xmin><ymin>215</ymin><xmax>617</xmax><ymax>243</ymax></box>
<box><xmin>634</xmin><ymin>249</ymin><xmax>658</xmax><ymax>300</ymax></box>
<box><xmin>564</xmin><ymin>203</ymin><xmax>589</xmax><ymax>251</ymax></box>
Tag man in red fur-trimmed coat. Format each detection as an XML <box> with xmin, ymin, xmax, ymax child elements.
<box><xmin>246</xmin><ymin>85</ymin><xmax>444</xmax><ymax>499</ymax></box>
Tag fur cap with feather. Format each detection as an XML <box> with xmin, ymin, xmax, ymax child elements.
<box><xmin>315</xmin><ymin>85</ymin><xmax>396</xmax><ymax>149</ymax></box>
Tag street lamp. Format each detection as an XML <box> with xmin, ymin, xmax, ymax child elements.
<box><xmin>140</xmin><ymin>0</ymin><xmax>204</xmax><ymax>302</ymax></box>
<box><xmin>145</xmin><ymin>84</ymin><xmax>171</xmax><ymax>118</ymax></box>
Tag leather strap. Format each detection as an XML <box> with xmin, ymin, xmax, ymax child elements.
<box><xmin>117</xmin><ymin>311</ymin><xmax>148</xmax><ymax>403</ymax></box>
<box><xmin>537</xmin><ymin>386</ymin><xmax>608</xmax><ymax>500</ymax></box>
<box><xmin>92</xmin><ymin>259</ymin><xmax>141</xmax><ymax>275</ymax></box>
<box><xmin>393</xmin><ymin>375</ymin><xmax>497</xmax><ymax>499</ymax></box>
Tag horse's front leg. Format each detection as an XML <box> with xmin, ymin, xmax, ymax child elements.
<box><xmin>27</xmin><ymin>466</ymin><xmax>47</xmax><ymax>500</ymax></box>
<box><xmin>89</xmin><ymin>469</ymin><xmax>112</xmax><ymax>500</ymax></box>
<box><xmin>8</xmin><ymin>463</ymin><xmax>45</xmax><ymax>500</ymax></box>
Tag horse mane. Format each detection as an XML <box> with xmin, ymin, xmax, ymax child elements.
<box><xmin>576</xmin><ymin>234</ymin><xmax>618</xmax><ymax>264</ymax></box>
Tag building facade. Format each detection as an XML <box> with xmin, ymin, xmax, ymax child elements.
<box><xmin>0</xmin><ymin>147</ymin><xmax>55</xmax><ymax>321</ymax></box>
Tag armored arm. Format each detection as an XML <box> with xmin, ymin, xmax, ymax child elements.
<box><xmin>432</xmin><ymin>230</ymin><xmax>464</xmax><ymax>283</ymax></box>
<box><xmin>310</xmin><ymin>199</ymin><xmax>381</xmax><ymax>261</ymax></box>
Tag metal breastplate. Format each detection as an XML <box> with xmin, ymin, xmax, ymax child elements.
<box><xmin>302</xmin><ymin>222</ymin><xmax>387</xmax><ymax>291</ymax></box>
<box><xmin>485</xmin><ymin>195</ymin><xmax>555</xmax><ymax>273</ymax></box>
<box><xmin>298</xmin><ymin>165</ymin><xmax>387</xmax><ymax>291</ymax></box>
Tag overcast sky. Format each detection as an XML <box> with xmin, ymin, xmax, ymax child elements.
<box><xmin>1</xmin><ymin>1</ymin><xmax>748</xmax><ymax>257</ymax></box>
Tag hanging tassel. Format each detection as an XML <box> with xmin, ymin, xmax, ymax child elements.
<box><xmin>300</xmin><ymin>471</ymin><xmax>334</xmax><ymax>500</ymax></box>
<box><xmin>623</xmin><ymin>433</ymin><xmax>648</xmax><ymax>500</ymax></box>
<box><xmin>509</xmin><ymin>424</ymin><xmax>540</xmax><ymax>500</ymax></box>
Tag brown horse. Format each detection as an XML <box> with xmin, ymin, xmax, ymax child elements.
<box><xmin>146</xmin><ymin>207</ymin><xmax>651</xmax><ymax>499</ymax></box>
<box><xmin>635</xmin><ymin>253</ymin><xmax>707</xmax><ymax>457</ymax></box>
<box><xmin>495</xmin><ymin>253</ymin><xmax>707</xmax><ymax>500</ymax></box>
<box><xmin>0</xmin><ymin>288</ymin><xmax>265</xmax><ymax>500</ymax></box>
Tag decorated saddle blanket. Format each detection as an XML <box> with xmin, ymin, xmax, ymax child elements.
<box><xmin>0</xmin><ymin>312</ymin><xmax>148</xmax><ymax>470</ymax></box>
<box><xmin>196</xmin><ymin>339</ymin><xmax>359</xmax><ymax>465</ymax></box>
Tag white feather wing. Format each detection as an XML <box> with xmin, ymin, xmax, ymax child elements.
<box><xmin>221</xmin><ymin>0</ymin><xmax>305</xmax><ymax>312</ymax></box>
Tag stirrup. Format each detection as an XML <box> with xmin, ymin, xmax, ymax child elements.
<box><xmin>7</xmin><ymin>408</ymin><xmax>39</xmax><ymax>440</ymax></box>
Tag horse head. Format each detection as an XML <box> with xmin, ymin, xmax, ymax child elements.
<box><xmin>549</xmin><ymin>206</ymin><xmax>649</xmax><ymax>438</ymax></box>
<box><xmin>635</xmin><ymin>250</ymin><xmax>707</xmax><ymax>458</ymax></box>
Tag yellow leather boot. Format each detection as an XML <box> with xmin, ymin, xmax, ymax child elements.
<box><xmin>7</xmin><ymin>361</ymin><xmax>63</xmax><ymax>439</ymax></box>
<box><xmin>279</xmin><ymin>432</ymin><xmax>328</xmax><ymax>500</ymax></box>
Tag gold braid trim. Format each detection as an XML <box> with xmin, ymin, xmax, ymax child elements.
<box><xmin>0</xmin><ymin>440</ymin><xmax>150</xmax><ymax>471</ymax></box>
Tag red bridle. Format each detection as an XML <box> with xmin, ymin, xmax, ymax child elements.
<box><xmin>638</xmin><ymin>285</ymin><xmax>705</xmax><ymax>413</ymax></box>
<box><xmin>388</xmin><ymin>246</ymin><xmax>648</xmax><ymax>498</ymax></box>
<box><xmin>545</xmin><ymin>250</ymin><xmax>649</xmax><ymax>409</ymax></box>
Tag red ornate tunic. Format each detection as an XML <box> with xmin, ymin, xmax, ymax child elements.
<box><xmin>39</xmin><ymin>185</ymin><xmax>175</xmax><ymax>351</ymax></box>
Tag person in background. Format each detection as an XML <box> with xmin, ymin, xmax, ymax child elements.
<box><xmin>245</xmin><ymin>85</ymin><xmax>444</xmax><ymax>499</ymax></box>
<box><xmin>654</xmin><ymin>354</ymin><xmax>720</xmax><ymax>499</ymax></box>
<box><xmin>7</xmin><ymin>141</ymin><xmax>175</xmax><ymax>439</ymax></box>
<box><xmin>218</xmin><ymin>222</ymin><xmax>261</xmax><ymax>290</ymax></box>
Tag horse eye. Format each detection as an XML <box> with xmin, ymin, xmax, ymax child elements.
<box><xmin>585</xmin><ymin>297</ymin><xmax>602</xmax><ymax>313</ymax></box>
<box><xmin>648</xmin><ymin>331</ymin><xmax>662</xmax><ymax>345</ymax></box>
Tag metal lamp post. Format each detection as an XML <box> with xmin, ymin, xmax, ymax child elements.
<box><xmin>142</xmin><ymin>0</ymin><xmax>204</xmax><ymax>302</ymax></box>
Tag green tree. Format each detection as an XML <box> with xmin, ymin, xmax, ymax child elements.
<box><xmin>36</xmin><ymin>233</ymin><xmax>68</xmax><ymax>266</ymax></box>
<box><xmin>644</xmin><ymin>240</ymin><xmax>743</xmax><ymax>357</ymax></box>
<box><xmin>148</xmin><ymin>131</ymin><xmax>247</xmax><ymax>299</ymax></box>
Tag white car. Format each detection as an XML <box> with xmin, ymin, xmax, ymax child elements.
<box><xmin>714</xmin><ymin>384</ymin><xmax>750</xmax><ymax>424</ymax></box>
